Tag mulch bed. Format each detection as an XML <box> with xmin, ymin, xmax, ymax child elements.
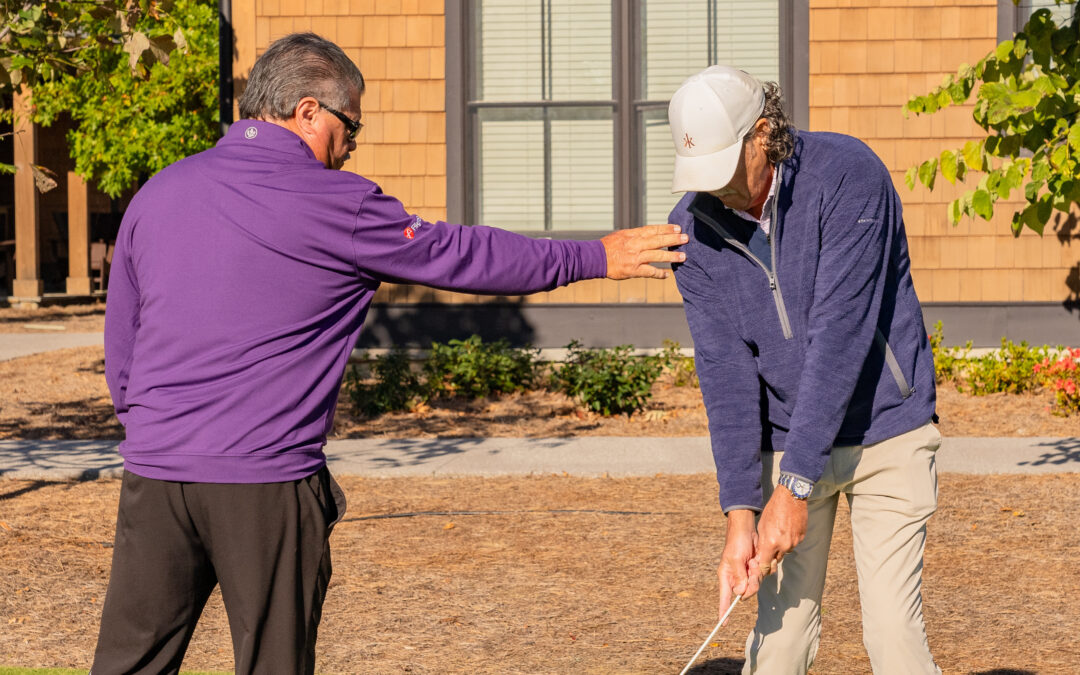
<box><xmin>1</xmin><ymin>473</ymin><xmax>1078</xmax><ymax>673</ymax></box>
<box><xmin>1</xmin><ymin>345</ymin><xmax>1078</xmax><ymax>440</ymax></box>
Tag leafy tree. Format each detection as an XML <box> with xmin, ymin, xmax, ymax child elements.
<box><xmin>1</xmin><ymin>0</ymin><xmax>217</xmax><ymax>196</ymax></box>
<box><xmin>904</xmin><ymin>0</ymin><xmax>1079</xmax><ymax>235</ymax></box>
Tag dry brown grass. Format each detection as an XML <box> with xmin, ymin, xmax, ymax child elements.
<box><xmin>2</xmin><ymin>473</ymin><xmax>1078</xmax><ymax>674</ymax></box>
<box><xmin>0</xmin><ymin>303</ymin><xmax>106</xmax><ymax>333</ymax></box>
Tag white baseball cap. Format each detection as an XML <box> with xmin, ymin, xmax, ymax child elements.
<box><xmin>669</xmin><ymin>66</ymin><xmax>766</xmax><ymax>193</ymax></box>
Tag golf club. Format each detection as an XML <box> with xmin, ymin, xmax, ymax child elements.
<box><xmin>678</xmin><ymin>594</ymin><xmax>742</xmax><ymax>675</ymax></box>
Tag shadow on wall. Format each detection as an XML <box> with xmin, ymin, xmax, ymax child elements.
<box><xmin>1066</xmin><ymin>263</ymin><xmax>1079</xmax><ymax>314</ymax></box>
<box><xmin>357</xmin><ymin>293</ymin><xmax>537</xmax><ymax>349</ymax></box>
<box><xmin>1052</xmin><ymin>212</ymin><xmax>1079</xmax><ymax>316</ymax></box>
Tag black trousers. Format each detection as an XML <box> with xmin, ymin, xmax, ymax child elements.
<box><xmin>91</xmin><ymin>467</ymin><xmax>347</xmax><ymax>675</ymax></box>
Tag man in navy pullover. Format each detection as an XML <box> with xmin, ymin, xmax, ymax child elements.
<box><xmin>668</xmin><ymin>66</ymin><xmax>940</xmax><ymax>673</ymax></box>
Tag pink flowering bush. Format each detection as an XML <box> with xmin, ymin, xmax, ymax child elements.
<box><xmin>1034</xmin><ymin>348</ymin><xmax>1080</xmax><ymax>417</ymax></box>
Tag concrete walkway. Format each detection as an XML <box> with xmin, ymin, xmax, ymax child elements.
<box><xmin>1</xmin><ymin>436</ymin><xmax>1077</xmax><ymax>481</ymax></box>
<box><xmin>0</xmin><ymin>332</ymin><xmax>103</xmax><ymax>361</ymax></box>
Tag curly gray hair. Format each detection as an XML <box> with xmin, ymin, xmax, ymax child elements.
<box><xmin>747</xmin><ymin>81</ymin><xmax>796</xmax><ymax>165</ymax></box>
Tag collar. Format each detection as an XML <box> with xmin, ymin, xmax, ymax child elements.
<box><xmin>218</xmin><ymin>119</ymin><xmax>319</xmax><ymax>163</ymax></box>
<box><xmin>729</xmin><ymin>163</ymin><xmax>779</xmax><ymax>225</ymax></box>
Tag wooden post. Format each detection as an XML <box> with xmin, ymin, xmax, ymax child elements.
<box><xmin>12</xmin><ymin>87</ymin><xmax>42</xmax><ymax>299</ymax></box>
<box><xmin>66</xmin><ymin>172</ymin><xmax>93</xmax><ymax>295</ymax></box>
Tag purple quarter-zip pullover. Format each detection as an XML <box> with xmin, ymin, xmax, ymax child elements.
<box><xmin>104</xmin><ymin>120</ymin><xmax>606</xmax><ymax>483</ymax></box>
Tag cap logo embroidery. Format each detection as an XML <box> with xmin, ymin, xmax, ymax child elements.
<box><xmin>412</xmin><ymin>215</ymin><xmax>423</xmax><ymax>231</ymax></box>
<box><xmin>403</xmin><ymin>227</ymin><xmax>415</xmax><ymax>240</ymax></box>
<box><xmin>683</xmin><ymin>133</ymin><xmax>694</xmax><ymax>149</ymax></box>
<box><xmin>244</xmin><ymin>126</ymin><xmax>258</xmax><ymax>139</ymax></box>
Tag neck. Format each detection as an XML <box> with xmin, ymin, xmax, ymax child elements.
<box><xmin>746</xmin><ymin>165</ymin><xmax>775</xmax><ymax>220</ymax></box>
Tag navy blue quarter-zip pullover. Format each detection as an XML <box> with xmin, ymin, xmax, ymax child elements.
<box><xmin>670</xmin><ymin>131</ymin><xmax>936</xmax><ymax>512</ymax></box>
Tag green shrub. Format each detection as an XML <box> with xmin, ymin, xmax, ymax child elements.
<box><xmin>424</xmin><ymin>335</ymin><xmax>542</xmax><ymax>400</ymax></box>
<box><xmin>550</xmin><ymin>341</ymin><xmax>663</xmax><ymax>416</ymax></box>
<box><xmin>963</xmin><ymin>338</ymin><xmax>1052</xmax><ymax>396</ymax></box>
<box><xmin>658</xmin><ymin>339</ymin><xmax>698</xmax><ymax>387</ymax></box>
<box><xmin>345</xmin><ymin>348</ymin><xmax>423</xmax><ymax>416</ymax></box>
<box><xmin>929</xmin><ymin>320</ymin><xmax>972</xmax><ymax>384</ymax></box>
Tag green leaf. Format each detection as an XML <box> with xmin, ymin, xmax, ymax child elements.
<box><xmin>995</xmin><ymin>40</ymin><xmax>1015</xmax><ymax>62</ymax></box>
<box><xmin>918</xmin><ymin>158</ymin><xmax>938</xmax><ymax>191</ymax></box>
<box><xmin>904</xmin><ymin>166</ymin><xmax>918</xmax><ymax>191</ymax></box>
<box><xmin>1069</xmin><ymin>124</ymin><xmax>1080</xmax><ymax>152</ymax></box>
<box><xmin>1025</xmin><ymin>177</ymin><xmax>1045</xmax><ymax>201</ymax></box>
<box><xmin>998</xmin><ymin>163</ymin><xmax>1023</xmax><ymax>199</ymax></box>
<box><xmin>972</xmin><ymin>189</ymin><xmax>994</xmax><ymax>220</ymax></box>
<box><xmin>963</xmin><ymin>140</ymin><xmax>985</xmax><ymax>171</ymax></box>
<box><xmin>1036</xmin><ymin>193</ymin><xmax>1053</xmax><ymax>229</ymax></box>
<box><xmin>949</xmin><ymin>198</ymin><xmax>964</xmax><ymax>224</ymax></box>
<box><xmin>1031</xmin><ymin>158</ymin><xmax>1051</xmax><ymax>183</ymax></box>
<box><xmin>1051</xmin><ymin>143</ymin><xmax>1069</xmax><ymax>168</ymax></box>
<box><xmin>940</xmin><ymin>150</ymin><xmax>958</xmax><ymax>183</ymax></box>
<box><xmin>1010</xmin><ymin>88</ymin><xmax>1040</xmax><ymax>109</ymax></box>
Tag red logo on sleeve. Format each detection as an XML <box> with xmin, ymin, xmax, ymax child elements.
<box><xmin>403</xmin><ymin>227</ymin><xmax>415</xmax><ymax>239</ymax></box>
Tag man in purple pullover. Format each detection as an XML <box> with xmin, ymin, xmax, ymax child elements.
<box><xmin>92</xmin><ymin>33</ymin><xmax>686</xmax><ymax>674</ymax></box>
<box><xmin>668</xmin><ymin>67</ymin><xmax>940</xmax><ymax>673</ymax></box>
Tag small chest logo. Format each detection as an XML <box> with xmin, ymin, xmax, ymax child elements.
<box><xmin>244</xmin><ymin>126</ymin><xmax>258</xmax><ymax>139</ymax></box>
<box><xmin>403</xmin><ymin>227</ymin><xmax>415</xmax><ymax>240</ymax></box>
<box><xmin>683</xmin><ymin>133</ymin><xmax>694</xmax><ymax>149</ymax></box>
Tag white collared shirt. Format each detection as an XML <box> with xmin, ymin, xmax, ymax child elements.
<box><xmin>729</xmin><ymin>164</ymin><xmax>779</xmax><ymax>236</ymax></box>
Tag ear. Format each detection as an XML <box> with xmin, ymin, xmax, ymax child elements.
<box><xmin>292</xmin><ymin>96</ymin><xmax>321</xmax><ymax>137</ymax></box>
<box><xmin>752</xmin><ymin>117</ymin><xmax>771</xmax><ymax>141</ymax></box>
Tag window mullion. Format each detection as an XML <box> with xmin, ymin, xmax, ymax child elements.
<box><xmin>614</xmin><ymin>0</ymin><xmax>635</xmax><ymax>229</ymax></box>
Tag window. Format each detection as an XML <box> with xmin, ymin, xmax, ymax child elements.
<box><xmin>446</xmin><ymin>1</ymin><xmax>808</xmax><ymax>234</ymax></box>
<box><xmin>997</xmin><ymin>0</ymin><xmax>1076</xmax><ymax>41</ymax></box>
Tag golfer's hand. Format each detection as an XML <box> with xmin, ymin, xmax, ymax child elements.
<box><xmin>718</xmin><ymin>510</ymin><xmax>758</xmax><ymax>624</ymax></box>
<box><xmin>753</xmin><ymin>486</ymin><xmax>808</xmax><ymax>578</ymax></box>
<box><xmin>601</xmin><ymin>225</ymin><xmax>687</xmax><ymax>280</ymax></box>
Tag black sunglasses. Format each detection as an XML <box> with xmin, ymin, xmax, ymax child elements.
<box><xmin>317</xmin><ymin>101</ymin><xmax>363</xmax><ymax>140</ymax></box>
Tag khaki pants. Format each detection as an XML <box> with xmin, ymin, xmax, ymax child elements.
<box><xmin>743</xmin><ymin>422</ymin><xmax>942</xmax><ymax>675</ymax></box>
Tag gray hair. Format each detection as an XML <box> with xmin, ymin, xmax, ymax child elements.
<box><xmin>238</xmin><ymin>33</ymin><xmax>365</xmax><ymax>120</ymax></box>
<box><xmin>745</xmin><ymin>81</ymin><xmax>795</xmax><ymax>165</ymax></box>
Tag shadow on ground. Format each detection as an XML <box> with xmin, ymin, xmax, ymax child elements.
<box><xmin>1017</xmin><ymin>437</ymin><xmax>1080</xmax><ymax>467</ymax></box>
<box><xmin>0</xmin><ymin>439</ymin><xmax>122</xmax><ymax>478</ymax></box>
<box><xmin>330</xmin><ymin>436</ymin><xmax>575</xmax><ymax>470</ymax></box>
<box><xmin>686</xmin><ymin>657</ymin><xmax>744</xmax><ymax>673</ymax></box>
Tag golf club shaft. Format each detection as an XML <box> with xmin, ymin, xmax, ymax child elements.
<box><xmin>678</xmin><ymin>594</ymin><xmax>742</xmax><ymax>675</ymax></box>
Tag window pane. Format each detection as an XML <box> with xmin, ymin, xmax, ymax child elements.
<box><xmin>478</xmin><ymin>0</ymin><xmax>610</xmax><ymax>102</ymax></box>
<box><xmin>642</xmin><ymin>109</ymin><xmax>681</xmax><ymax>226</ymax></box>
<box><xmin>549</xmin><ymin>0</ymin><xmax>612</xmax><ymax>100</ymax></box>
<box><xmin>642</xmin><ymin>0</ymin><xmax>780</xmax><ymax>100</ymax></box>
<box><xmin>642</xmin><ymin>2</ymin><xmax>710</xmax><ymax>100</ymax></box>
<box><xmin>478</xmin><ymin>117</ymin><xmax>545</xmax><ymax>230</ymax></box>
<box><xmin>479</xmin><ymin>0</ymin><xmax>543</xmax><ymax>101</ymax></box>
<box><xmin>550</xmin><ymin>117</ymin><xmax>614</xmax><ymax>230</ymax></box>
<box><xmin>716</xmin><ymin>1</ymin><xmax>780</xmax><ymax>83</ymax></box>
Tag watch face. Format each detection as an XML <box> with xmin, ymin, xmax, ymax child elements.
<box><xmin>794</xmin><ymin>479</ymin><xmax>812</xmax><ymax>497</ymax></box>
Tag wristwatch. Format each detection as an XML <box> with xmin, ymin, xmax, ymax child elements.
<box><xmin>778</xmin><ymin>472</ymin><xmax>813</xmax><ymax>500</ymax></box>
